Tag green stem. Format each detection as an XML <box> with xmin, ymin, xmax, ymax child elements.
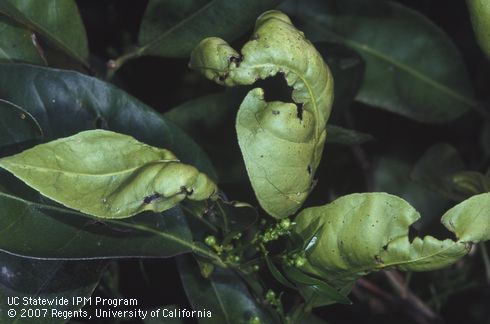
<box><xmin>106</xmin><ymin>48</ymin><xmax>145</xmax><ymax>79</ymax></box>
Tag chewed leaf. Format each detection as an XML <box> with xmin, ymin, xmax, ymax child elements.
<box><xmin>0</xmin><ymin>130</ymin><xmax>218</xmax><ymax>219</ymax></box>
<box><xmin>442</xmin><ymin>193</ymin><xmax>490</xmax><ymax>243</ymax></box>
<box><xmin>293</xmin><ymin>193</ymin><xmax>487</xmax><ymax>289</ymax></box>
<box><xmin>190</xmin><ymin>11</ymin><xmax>333</xmax><ymax>218</ymax></box>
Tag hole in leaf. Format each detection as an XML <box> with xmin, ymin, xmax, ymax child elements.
<box><xmin>296</xmin><ymin>104</ymin><xmax>304</xmax><ymax>120</ymax></box>
<box><xmin>254</xmin><ymin>73</ymin><xmax>295</xmax><ymax>103</ymax></box>
<box><xmin>408</xmin><ymin>226</ymin><xmax>418</xmax><ymax>243</ymax></box>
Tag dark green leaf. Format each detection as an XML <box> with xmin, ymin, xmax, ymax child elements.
<box><xmin>138</xmin><ymin>0</ymin><xmax>284</xmax><ymax>58</ymax></box>
<box><xmin>0</xmin><ymin>189</ymin><xmax>203</xmax><ymax>259</ymax></box>
<box><xmin>0</xmin><ymin>63</ymin><xmax>216</xmax><ymax>180</ymax></box>
<box><xmin>263</xmin><ymin>254</ymin><xmax>295</xmax><ymax>289</ymax></box>
<box><xmin>0</xmin><ymin>0</ymin><xmax>89</xmax><ymax>69</ymax></box>
<box><xmin>0</xmin><ymin>251</ymin><xmax>105</xmax><ymax>324</ymax></box>
<box><xmin>0</xmin><ymin>17</ymin><xmax>45</xmax><ymax>64</ymax></box>
<box><xmin>178</xmin><ymin>255</ymin><xmax>278</xmax><ymax>324</ymax></box>
<box><xmin>164</xmin><ymin>93</ymin><xmax>229</xmax><ymax>134</ymax></box>
<box><xmin>325</xmin><ymin>125</ymin><xmax>373</xmax><ymax>145</ymax></box>
<box><xmin>0</xmin><ymin>99</ymin><xmax>42</xmax><ymax>148</ymax></box>
<box><xmin>283</xmin><ymin>0</ymin><xmax>477</xmax><ymax>122</ymax></box>
<box><xmin>315</xmin><ymin>42</ymin><xmax>365</xmax><ymax>115</ymax></box>
<box><xmin>372</xmin><ymin>157</ymin><xmax>449</xmax><ymax>230</ymax></box>
<box><xmin>298</xmin><ymin>283</ymin><xmax>354</xmax><ymax>310</ymax></box>
<box><xmin>281</xmin><ymin>264</ymin><xmax>351</xmax><ymax>305</ymax></box>
<box><xmin>411</xmin><ymin>144</ymin><xmax>469</xmax><ymax>201</ymax></box>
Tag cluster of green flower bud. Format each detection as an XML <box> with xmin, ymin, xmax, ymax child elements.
<box><xmin>265</xmin><ymin>289</ymin><xmax>280</xmax><ymax>306</ymax></box>
<box><xmin>285</xmin><ymin>251</ymin><xmax>307</xmax><ymax>268</ymax></box>
<box><xmin>260</xmin><ymin>218</ymin><xmax>293</xmax><ymax>243</ymax></box>
<box><xmin>204</xmin><ymin>235</ymin><xmax>241</xmax><ymax>264</ymax></box>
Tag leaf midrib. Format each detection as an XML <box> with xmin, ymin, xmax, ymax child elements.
<box><xmin>327</xmin><ymin>238</ymin><xmax>467</xmax><ymax>283</ymax></box>
<box><xmin>305</xmin><ymin>15</ymin><xmax>478</xmax><ymax>108</ymax></box>
<box><xmin>0</xmin><ymin>159</ymin><xmax>179</xmax><ymax>177</ymax></box>
<box><xmin>341</xmin><ymin>37</ymin><xmax>477</xmax><ymax>107</ymax></box>
<box><xmin>140</xmin><ymin>0</ymin><xmax>217</xmax><ymax>54</ymax></box>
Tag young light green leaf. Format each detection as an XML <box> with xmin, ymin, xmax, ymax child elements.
<box><xmin>293</xmin><ymin>193</ymin><xmax>484</xmax><ymax>290</ymax></box>
<box><xmin>282</xmin><ymin>0</ymin><xmax>477</xmax><ymax>123</ymax></box>
<box><xmin>190</xmin><ymin>11</ymin><xmax>334</xmax><ymax>218</ymax></box>
<box><xmin>0</xmin><ymin>130</ymin><xmax>218</xmax><ymax>219</ymax></box>
<box><xmin>467</xmin><ymin>0</ymin><xmax>490</xmax><ymax>59</ymax></box>
<box><xmin>442</xmin><ymin>193</ymin><xmax>490</xmax><ymax>243</ymax></box>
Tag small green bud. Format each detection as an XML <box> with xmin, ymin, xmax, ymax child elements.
<box><xmin>265</xmin><ymin>289</ymin><xmax>276</xmax><ymax>302</ymax></box>
<box><xmin>249</xmin><ymin>316</ymin><xmax>261</xmax><ymax>324</ymax></box>
<box><xmin>204</xmin><ymin>235</ymin><xmax>217</xmax><ymax>246</ymax></box>
<box><xmin>280</xmin><ymin>218</ymin><xmax>291</xmax><ymax>230</ymax></box>
<box><xmin>294</xmin><ymin>256</ymin><xmax>306</xmax><ymax>268</ymax></box>
<box><xmin>253</xmin><ymin>265</ymin><xmax>260</xmax><ymax>271</ymax></box>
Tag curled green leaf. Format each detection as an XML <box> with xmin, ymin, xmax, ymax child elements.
<box><xmin>190</xmin><ymin>10</ymin><xmax>334</xmax><ymax>218</ymax></box>
<box><xmin>293</xmin><ymin>192</ymin><xmax>490</xmax><ymax>290</ymax></box>
<box><xmin>0</xmin><ymin>130</ymin><xmax>218</xmax><ymax>219</ymax></box>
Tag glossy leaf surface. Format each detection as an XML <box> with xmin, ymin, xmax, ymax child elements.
<box><xmin>177</xmin><ymin>255</ymin><xmax>278</xmax><ymax>324</ymax></box>
<box><xmin>0</xmin><ymin>130</ymin><xmax>217</xmax><ymax>219</ymax></box>
<box><xmin>0</xmin><ymin>251</ymin><xmax>105</xmax><ymax>323</ymax></box>
<box><xmin>283</xmin><ymin>0</ymin><xmax>476</xmax><ymax>123</ymax></box>
<box><xmin>0</xmin><ymin>17</ymin><xmax>45</xmax><ymax>64</ymax></box>
<box><xmin>0</xmin><ymin>0</ymin><xmax>89</xmax><ymax>68</ymax></box>
<box><xmin>411</xmin><ymin>144</ymin><xmax>490</xmax><ymax>202</ymax></box>
<box><xmin>0</xmin><ymin>63</ymin><xmax>216</xmax><ymax>179</ymax></box>
<box><xmin>138</xmin><ymin>0</ymin><xmax>283</xmax><ymax>58</ymax></box>
<box><xmin>0</xmin><ymin>99</ymin><xmax>42</xmax><ymax>148</ymax></box>
<box><xmin>190</xmin><ymin>11</ymin><xmax>334</xmax><ymax>218</ymax></box>
<box><xmin>0</xmin><ymin>187</ymin><xmax>199</xmax><ymax>259</ymax></box>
